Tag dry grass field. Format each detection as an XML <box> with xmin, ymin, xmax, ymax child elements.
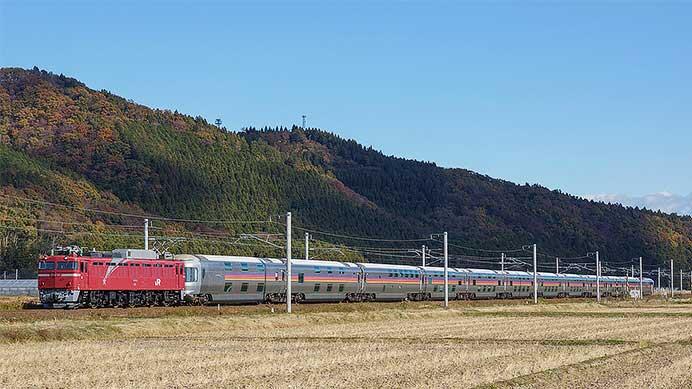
<box><xmin>1</xmin><ymin>297</ymin><xmax>691</xmax><ymax>388</ymax></box>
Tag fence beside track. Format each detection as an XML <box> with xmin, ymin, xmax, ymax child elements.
<box><xmin>0</xmin><ymin>279</ymin><xmax>38</xmax><ymax>296</ymax></box>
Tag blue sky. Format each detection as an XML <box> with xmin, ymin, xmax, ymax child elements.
<box><xmin>1</xmin><ymin>1</ymin><xmax>690</xmax><ymax>205</ymax></box>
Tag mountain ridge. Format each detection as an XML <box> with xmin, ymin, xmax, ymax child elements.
<box><xmin>1</xmin><ymin>67</ymin><xmax>690</xmax><ymax>275</ymax></box>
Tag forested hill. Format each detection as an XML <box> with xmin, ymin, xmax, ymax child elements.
<box><xmin>1</xmin><ymin>67</ymin><xmax>691</xmax><ymax>275</ymax></box>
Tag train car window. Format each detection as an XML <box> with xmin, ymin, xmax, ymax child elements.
<box><xmin>224</xmin><ymin>282</ymin><xmax>233</xmax><ymax>292</ymax></box>
<box><xmin>314</xmin><ymin>284</ymin><xmax>320</xmax><ymax>292</ymax></box>
<box><xmin>240</xmin><ymin>283</ymin><xmax>249</xmax><ymax>292</ymax></box>
<box><xmin>314</xmin><ymin>266</ymin><xmax>320</xmax><ymax>273</ymax></box>
<box><xmin>257</xmin><ymin>264</ymin><xmax>265</xmax><ymax>272</ymax></box>
<box><xmin>256</xmin><ymin>283</ymin><xmax>264</xmax><ymax>292</ymax></box>
<box><xmin>327</xmin><ymin>268</ymin><xmax>332</xmax><ymax>274</ymax></box>
<box><xmin>339</xmin><ymin>284</ymin><xmax>344</xmax><ymax>292</ymax></box>
<box><xmin>298</xmin><ymin>273</ymin><xmax>304</xmax><ymax>283</ymax></box>
<box><xmin>326</xmin><ymin>284</ymin><xmax>333</xmax><ymax>292</ymax></box>
<box><xmin>241</xmin><ymin>263</ymin><xmax>249</xmax><ymax>272</ymax></box>
<box><xmin>184</xmin><ymin>268</ymin><xmax>198</xmax><ymax>282</ymax></box>
<box><xmin>224</xmin><ymin>262</ymin><xmax>232</xmax><ymax>271</ymax></box>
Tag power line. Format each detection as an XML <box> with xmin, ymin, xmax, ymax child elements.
<box><xmin>0</xmin><ymin>194</ymin><xmax>278</xmax><ymax>225</ymax></box>
<box><xmin>434</xmin><ymin>238</ymin><xmax>525</xmax><ymax>253</ymax></box>
<box><xmin>0</xmin><ymin>215</ymin><xmax>157</xmax><ymax>229</ymax></box>
<box><xmin>291</xmin><ymin>225</ymin><xmax>430</xmax><ymax>243</ymax></box>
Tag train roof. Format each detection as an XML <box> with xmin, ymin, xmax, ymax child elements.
<box><xmin>357</xmin><ymin>263</ymin><xmax>421</xmax><ymax>270</ymax></box>
<box><xmin>291</xmin><ymin>259</ymin><xmax>358</xmax><ymax>268</ymax></box>
<box><xmin>191</xmin><ymin>255</ymin><xmax>265</xmax><ymax>263</ymax></box>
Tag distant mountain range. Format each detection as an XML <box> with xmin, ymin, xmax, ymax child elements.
<box><xmin>1</xmin><ymin>67</ymin><xmax>691</xmax><ymax>275</ymax></box>
<box><xmin>587</xmin><ymin>192</ymin><xmax>692</xmax><ymax>217</ymax></box>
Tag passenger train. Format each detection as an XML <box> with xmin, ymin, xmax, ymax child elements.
<box><xmin>179</xmin><ymin>254</ymin><xmax>655</xmax><ymax>304</ymax></box>
<box><xmin>38</xmin><ymin>248</ymin><xmax>655</xmax><ymax>308</ymax></box>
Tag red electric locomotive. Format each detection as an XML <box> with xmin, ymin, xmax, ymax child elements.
<box><xmin>38</xmin><ymin>246</ymin><xmax>185</xmax><ymax>308</ymax></box>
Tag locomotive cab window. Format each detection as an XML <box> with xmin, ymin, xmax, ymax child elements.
<box><xmin>39</xmin><ymin>261</ymin><xmax>55</xmax><ymax>270</ymax></box>
<box><xmin>57</xmin><ymin>261</ymin><xmax>78</xmax><ymax>270</ymax></box>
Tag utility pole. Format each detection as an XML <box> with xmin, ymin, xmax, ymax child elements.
<box><xmin>302</xmin><ymin>115</ymin><xmax>306</xmax><ymax>128</ymax></box>
<box><xmin>15</xmin><ymin>269</ymin><xmax>18</xmax><ymax>280</ymax></box>
<box><xmin>596</xmin><ymin>251</ymin><xmax>601</xmax><ymax>303</ymax></box>
<box><xmin>631</xmin><ymin>264</ymin><xmax>635</xmax><ymax>281</ymax></box>
<box><xmin>286</xmin><ymin>212</ymin><xmax>292</xmax><ymax>313</ymax></box>
<box><xmin>681</xmin><ymin>270</ymin><xmax>684</xmax><ymax>293</ymax></box>
<box><xmin>443</xmin><ymin>232</ymin><xmax>449</xmax><ymax>309</ymax></box>
<box><xmin>304</xmin><ymin>233</ymin><xmax>309</xmax><ymax>260</ymax></box>
<box><xmin>422</xmin><ymin>245</ymin><xmax>426</xmax><ymax>267</ymax></box>
<box><xmin>556</xmin><ymin>257</ymin><xmax>559</xmax><ymax>274</ymax></box>
<box><xmin>533</xmin><ymin>244</ymin><xmax>538</xmax><ymax>304</ymax></box>
<box><xmin>639</xmin><ymin>257</ymin><xmax>643</xmax><ymax>300</ymax></box>
<box><xmin>501</xmin><ymin>253</ymin><xmax>506</xmax><ymax>291</ymax></box>
<box><xmin>671</xmin><ymin>259</ymin><xmax>674</xmax><ymax>298</ymax></box>
<box><xmin>144</xmin><ymin>218</ymin><xmax>149</xmax><ymax>250</ymax></box>
<box><xmin>658</xmin><ymin>267</ymin><xmax>661</xmax><ymax>292</ymax></box>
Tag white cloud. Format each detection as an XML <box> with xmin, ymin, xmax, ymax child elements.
<box><xmin>584</xmin><ymin>192</ymin><xmax>692</xmax><ymax>216</ymax></box>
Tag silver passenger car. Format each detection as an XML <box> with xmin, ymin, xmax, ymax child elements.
<box><xmin>290</xmin><ymin>259</ymin><xmax>360</xmax><ymax>302</ymax></box>
<box><xmin>358</xmin><ymin>263</ymin><xmax>422</xmax><ymax>301</ymax></box>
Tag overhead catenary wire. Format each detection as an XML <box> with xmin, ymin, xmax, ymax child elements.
<box><xmin>291</xmin><ymin>225</ymin><xmax>431</xmax><ymax>243</ymax></box>
<box><xmin>0</xmin><ymin>193</ymin><xmax>279</xmax><ymax>225</ymax></box>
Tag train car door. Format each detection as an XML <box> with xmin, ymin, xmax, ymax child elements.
<box><xmin>79</xmin><ymin>260</ymin><xmax>89</xmax><ymax>290</ymax></box>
